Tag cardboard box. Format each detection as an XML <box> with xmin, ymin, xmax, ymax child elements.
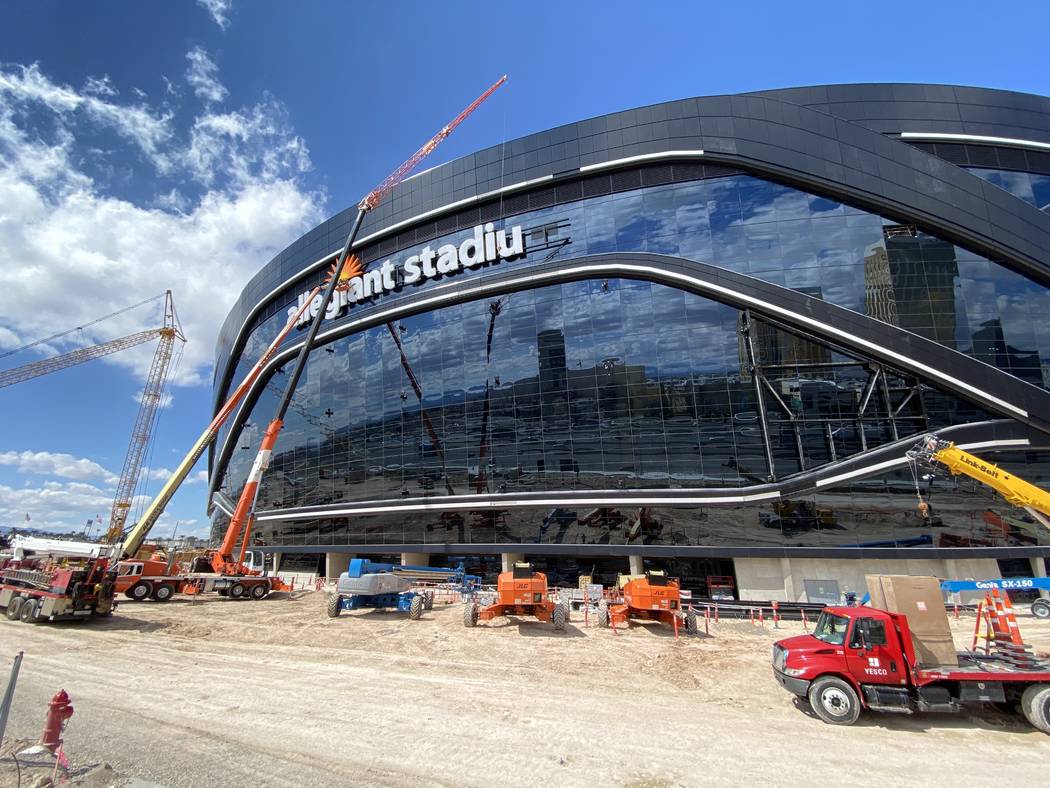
<box><xmin>865</xmin><ymin>575</ymin><xmax>958</xmax><ymax>667</ymax></box>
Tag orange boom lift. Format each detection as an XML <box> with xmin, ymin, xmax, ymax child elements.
<box><xmin>462</xmin><ymin>562</ymin><xmax>569</xmax><ymax>631</ymax></box>
<box><xmin>598</xmin><ymin>571</ymin><xmax>698</xmax><ymax>633</ymax></box>
<box><xmin>219</xmin><ymin>76</ymin><xmax>508</xmax><ymax>583</ymax></box>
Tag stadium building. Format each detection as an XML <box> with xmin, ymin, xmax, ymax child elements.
<box><xmin>210</xmin><ymin>84</ymin><xmax>1050</xmax><ymax>601</ymax></box>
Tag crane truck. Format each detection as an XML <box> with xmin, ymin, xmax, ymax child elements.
<box><xmin>107</xmin><ymin>283</ymin><xmax>327</xmax><ymax>601</ymax></box>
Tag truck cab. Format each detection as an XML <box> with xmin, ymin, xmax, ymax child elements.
<box><xmin>773</xmin><ymin>607</ymin><xmax>919</xmax><ymax>724</ymax></box>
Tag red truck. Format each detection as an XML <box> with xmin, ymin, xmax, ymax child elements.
<box><xmin>772</xmin><ymin>606</ymin><xmax>1050</xmax><ymax>733</ymax></box>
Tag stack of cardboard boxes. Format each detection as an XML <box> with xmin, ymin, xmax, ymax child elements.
<box><xmin>865</xmin><ymin>574</ymin><xmax>958</xmax><ymax>667</ymax></box>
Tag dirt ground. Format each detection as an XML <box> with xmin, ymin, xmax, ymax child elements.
<box><xmin>2</xmin><ymin>593</ymin><xmax>1049</xmax><ymax>787</ymax></box>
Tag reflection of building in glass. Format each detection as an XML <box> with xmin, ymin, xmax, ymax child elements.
<box><xmin>863</xmin><ymin>227</ymin><xmax>960</xmax><ymax>347</ymax></box>
<box><xmin>971</xmin><ymin>319</ymin><xmax>1044</xmax><ymax>386</ymax></box>
<box><xmin>737</xmin><ymin>287</ymin><xmax>832</xmax><ymax>378</ymax></box>
<box><xmin>212</xmin><ymin>84</ymin><xmax>1050</xmax><ymax>602</ymax></box>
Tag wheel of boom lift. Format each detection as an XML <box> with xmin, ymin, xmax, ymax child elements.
<box><xmin>129</xmin><ymin>582</ymin><xmax>151</xmax><ymax>601</ymax></box>
<box><xmin>1020</xmin><ymin>684</ymin><xmax>1050</xmax><ymax>734</ymax></box>
<box><xmin>326</xmin><ymin>594</ymin><xmax>342</xmax><ymax>618</ymax></box>
<box><xmin>19</xmin><ymin>598</ymin><xmax>39</xmax><ymax>623</ymax></box>
<box><xmin>807</xmin><ymin>676</ymin><xmax>861</xmax><ymax>726</ymax></box>
<box><xmin>229</xmin><ymin>582</ymin><xmax>247</xmax><ymax>599</ymax></box>
<box><xmin>552</xmin><ymin>603</ymin><xmax>567</xmax><ymax>632</ymax></box>
<box><xmin>1032</xmin><ymin>599</ymin><xmax>1050</xmax><ymax>620</ymax></box>
<box><xmin>424</xmin><ymin>590</ymin><xmax>435</xmax><ymax>610</ymax></box>
<box><xmin>684</xmin><ymin>610</ymin><xmax>698</xmax><ymax>634</ymax></box>
<box><xmin>6</xmin><ymin>595</ymin><xmax>23</xmax><ymax>620</ymax></box>
<box><xmin>596</xmin><ymin>601</ymin><xmax>609</xmax><ymax>628</ymax></box>
<box><xmin>151</xmin><ymin>584</ymin><xmax>174</xmax><ymax>602</ymax></box>
<box><xmin>250</xmin><ymin>582</ymin><xmax>269</xmax><ymax>600</ymax></box>
<box><xmin>463</xmin><ymin>601</ymin><xmax>479</xmax><ymax>627</ymax></box>
<box><xmin>409</xmin><ymin>595</ymin><xmax>424</xmax><ymax>620</ymax></box>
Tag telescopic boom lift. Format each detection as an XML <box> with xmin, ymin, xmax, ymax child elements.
<box><xmin>218</xmin><ymin>75</ymin><xmax>507</xmax><ymax>579</ymax></box>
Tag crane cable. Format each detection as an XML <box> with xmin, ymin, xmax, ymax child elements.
<box><xmin>0</xmin><ymin>293</ymin><xmax>165</xmax><ymax>361</ymax></box>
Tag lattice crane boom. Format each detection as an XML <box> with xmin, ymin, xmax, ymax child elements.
<box><xmin>358</xmin><ymin>75</ymin><xmax>507</xmax><ymax>211</ymax></box>
<box><xmin>0</xmin><ymin>329</ymin><xmax>164</xmax><ymax>389</ymax></box>
<box><xmin>106</xmin><ymin>291</ymin><xmax>184</xmax><ymax>542</ymax></box>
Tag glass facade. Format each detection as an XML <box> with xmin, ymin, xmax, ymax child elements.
<box><xmin>968</xmin><ymin>168</ymin><xmax>1050</xmax><ymax>213</ymax></box>
<box><xmin>213</xmin><ymin>173</ymin><xmax>1050</xmax><ymax>550</ymax></box>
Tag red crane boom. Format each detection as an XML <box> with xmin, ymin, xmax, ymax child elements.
<box><xmin>359</xmin><ymin>75</ymin><xmax>507</xmax><ymax>211</ymax></box>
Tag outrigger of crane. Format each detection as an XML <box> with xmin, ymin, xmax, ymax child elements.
<box><xmin>908</xmin><ymin>434</ymin><xmax>1050</xmax><ymax>531</ymax></box>
<box><xmin>218</xmin><ymin>75</ymin><xmax>508</xmax><ymax>582</ymax></box>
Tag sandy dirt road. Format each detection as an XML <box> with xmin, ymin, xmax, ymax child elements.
<box><xmin>1</xmin><ymin>593</ymin><xmax>1049</xmax><ymax>787</ymax></box>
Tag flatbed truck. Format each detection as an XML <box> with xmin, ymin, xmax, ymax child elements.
<box><xmin>772</xmin><ymin>605</ymin><xmax>1050</xmax><ymax>733</ymax></box>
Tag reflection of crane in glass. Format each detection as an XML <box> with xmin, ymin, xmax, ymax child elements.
<box><xmin>475</xmin><ymin>297</ymin><xmax>507</xmax><ymax>493</ymax></box>
<box><xmin>385</xmin><ymin>321</ymin><xmax>455</xmax><ymax>495</ymax></box>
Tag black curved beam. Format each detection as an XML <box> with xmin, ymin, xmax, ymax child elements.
<box><xmin>256</xmin><ymin>419</ymin><xmax>1036</xmax><ymax>524</ymax></box>
<box><xmin>213</xmin><ymin>88</ymin><xmax>1050</xmax><ymax>418</ymax></box>
<box><xmin>209</xmin><ymin>252</ymin><xmax>1050</xmax><ymax>502</ymax></box>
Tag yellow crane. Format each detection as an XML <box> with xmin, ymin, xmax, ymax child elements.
<box><xmin>908</xmin><ymin>434</ymin><xmax>1050</xmax><ymax>531</ymax></box>
<box><xmin>0</xmin><ymin>291</ymin><xmax>185</xmax><ymax>538</ymax></box>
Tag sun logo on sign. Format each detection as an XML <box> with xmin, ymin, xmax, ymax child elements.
<box><xmin>325</xmin><ymin>254</ymin><xmax>363</xmax><ymax>291</ymax></box>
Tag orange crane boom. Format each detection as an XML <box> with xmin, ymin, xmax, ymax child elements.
<box><xmin>218</xmin><ymin>76</ymin><xmax>508</xmax><ymax>578</ymax></box>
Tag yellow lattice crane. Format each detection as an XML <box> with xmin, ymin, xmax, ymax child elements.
<box><xmin>0</xmin><ymin>291</ymin><xmax>185</xmax><ymax>539</ymax></box>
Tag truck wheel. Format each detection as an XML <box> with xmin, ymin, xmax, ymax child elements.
<box><xmin>326</xmin><ymin>594</ymin><xmax>342</xmax><ymax>618</ymax></box>
<box><xmin>1020</xmin><ymin>684</ymin><xmax>1050</xmax><ymax>734</ymax></box>
<box><xmin>424</xmin><ymin>590</ymin><xmax>435</xmax><ymax>610</ymax></box>
<box><xmin>1032</xmin><ymin>599</ymin><xmax>1050</xmax><ymax>620</ymax></box>
<box><xmin>229</xmin><ymin>582</ymin><xmax>247</xmax><ymax>599</ymax></box>
<box><xmin>463</xmin><ymin>602</ymin><xmax>479</xmax><ymax>628</ymax></box>
<box><xmin>684</xmin><ymin>610</ymin><xmax>698</xmax><ymax>634</ymax></box>
<box><xmin>19</xmin><ymin>598</ymin><xmax>39</xmax><ymax>623</ymax></box>
<box><xmin>596</xmin><ymin>601</ymin><xmax>609</xmax><ymax>628</ymax></box>
<box><xmin>552</xmin><ymin>603</ymin><xmax>567</xmax><ymax>632</ymax></box>
<box><xmin>808</xmin><ymin>677</ymin><xmax>861</xmax><ymax>726</ymax></box>
<box><xmin>250</xmin><ymin>582</ymin><xmax>269</xmax><ymax>600</ymax></box>
<box><xmin>6</xmin><ymin>596</ymin><xmax>24</xmax><ymax>620</ymax></box>
<box><xmin>409</xmin><ymin>595</ymin><xmax>424</xmax><ymax>620</ymax></box>
<box><xmin>151</xmin><ymin>584</ymin><xmax>174</xmax><ymax>602</ymax></box>
<box><xmin>130</xmin><ymin>582</ymin><xmax>151</xmax><ymax>601</ymax></box>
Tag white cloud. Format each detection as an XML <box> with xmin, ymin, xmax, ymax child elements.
<box><xmin>185</xmin><ymin>46</ymin><xmax>228</xmax><ymax>105</ymax></box>
<box><xmin>0</xmin><ymin>52</ymin><xmax>324</xmax><ymax>387</ymax></box>
<box><xmin>0</xmin><ymin>63</ymin><xmax>175</xmax><ymax>172</ymax></box>
<box><xmin>0</xmin><ymin>478</ymin><xmax>113</xmax><ymax>532</ymax></box>
<box><xmin>134</xmin><ymin>391</ymin><xmax>175</xmax><ymax>409</ymax></box>
<box><xmin>0</xmin><ymin>450</ymin><xmax>118</xmax><ymax>485</ymax></box>
<box><xmin>83</xmin><ymin>75</ymin><xmax>117</xmax><ymax>98</ymax></box>
<box><xmin>197</xmin><ymin>0</ymin><xmax>233</xmax><ymax>30</ymax></box>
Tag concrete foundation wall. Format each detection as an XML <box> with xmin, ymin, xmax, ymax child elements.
<box><xmin>734</xmin><ymin>557</ymin><xmax>1002</xmax><ymax>605</ymax></box>
<box><xmin>324</xmin><ymin>552</ymin><xmax>355</xmax><ymax>579</ymax></box>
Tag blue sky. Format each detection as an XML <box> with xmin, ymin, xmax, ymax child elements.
<box><xmin>1</xmin><ymin>0</ymin><xmax>1047</xmax><ymax>538</ymax></box>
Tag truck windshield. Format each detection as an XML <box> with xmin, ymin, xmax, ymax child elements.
<box><xmin>813</xmin><ymin>612</ymin><xmax>849</xmax><ymax>645</ymax></box>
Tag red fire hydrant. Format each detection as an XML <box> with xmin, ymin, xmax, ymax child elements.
<box><xmin>41</xmin><ymin>689</ymin><xmax>74</xmax><ymax>753</ymax></box>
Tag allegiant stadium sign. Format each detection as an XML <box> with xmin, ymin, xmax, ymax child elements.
<box><xmin>289</xmin><ymin>223</ymin><xmax>526</xmax><ymax>327</ymax></box>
